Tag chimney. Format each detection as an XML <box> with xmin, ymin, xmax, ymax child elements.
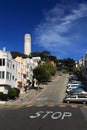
<box><xmin>3</xmin><ymin>47</ymin><xmax>6</xmax><ymax>52</ymax></box>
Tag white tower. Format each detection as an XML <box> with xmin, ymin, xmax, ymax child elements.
<box><xmin>24</xmin><ymin>34</ymin><xmax>31</xmax><ymax>55</ymax></box>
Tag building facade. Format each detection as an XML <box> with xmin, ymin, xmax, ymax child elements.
<box><xmin>0</xmin><ymin>49</ymin><xmax>17</xmax><ymax>94</ymax></box>
<box><xmin>15</xmin><ymin>56</ymin><xmax>27</xmax><ymax>93</ymax></box>
<box><xmin>0</xmin><ymin>47</ymin><xmax>41</xmax><ymax>94</ymax></box>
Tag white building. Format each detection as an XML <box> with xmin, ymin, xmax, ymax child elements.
<box><xmin>24</xmin><ymin>34</ymin><xmax>31</xmax><ymax>56</ymax></box>
<box><xmin>31</xmin><ymin>57</ymin><xmax>41</xmax><ymax>69</ymax></box>
<box><xmin>24</xmin><ymin>57</ymin><xmax>41</xmax><ymax>86</ymax></box>
<box><xmin>0</xmin><ymin>49</ymin><xmax>17</xmax><ymax>94</ymax></box>
<box><xmin>0</xmin><ymin>46</ymin><xmax>41</xmax><ymax>94</ymax></box>
<box><xmin>24</xmin><ymin>58</ymin><xmax>33</xmax><ymax>83</ymax></box>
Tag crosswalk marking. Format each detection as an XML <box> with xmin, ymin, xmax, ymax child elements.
<box><xmin>0</xmin><ymin>105</ymin><xmax>4</xmax><ymax>108</ymax></box>
<box><xmin>36</xmin><ymin>104</ymin><xmax>44</xmax><ymax>107</ymax></box>
<box><xmin>71</xmin><ymin>104</ymin><xmax>78</xmax><ymax>108</ymax></box>
<box><xmin>83</xmin><ymin>105</ymin><xmax>87</xmax><ymax>108</ymax></box>
<box><xmin>15</xmin><ymin>105</ymin><xmax>22</xmax><ymax>108</ymax></box>
<box><xmin>5</xmin><ymin>105</ymin><xmax>12</xmax><ymax>108</ymax></box>
<box><xmin>48</xmin><ymin>103</ymin><xmax>54</xmax><ymax>107</ymax></box>
<box><xmin>0</xmin><ymin>103</ymin><xmax>87</xmax><ymax>109</ymax></box>
<box><xmin>59</xmin><ymin>104</ymin><xmax>66</xmax><ymax>107</ymax></box>
<box><xmin>26</xmin><ymin>104</ymin><xmax>33</xmax><ymax>107</ymax></box>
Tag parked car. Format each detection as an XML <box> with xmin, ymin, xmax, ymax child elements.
<box><xmin>66</xmin><ymin>83</ymin><xmax>82</xmax><ymax>88</ymax></box>
<box><xmin>66</xmin><ymin>84</ymin><xmax>85</xmax><ymax>93</ymax></box>
<box><xmin>63</xmin><ymin>94</ymin><xmax>87</xmax><ymax>104</ymax></box>
<box><xmin>69</xmin><ymin>75</ymin><xmax>78</xmax><ymax>81</ymax></box>
<box><xmin>67</xmin><ymin>81</ymin><xmax>81</xmax><ymax>85</ymax></box>
<box><xmin>67</xmin><ymin>88</ymin><xmax>87</xmax><ymax>95</ymax></box>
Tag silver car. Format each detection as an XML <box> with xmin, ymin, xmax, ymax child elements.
<box><xmin>63</xmin><ymin>94</ymin><xmax>87</xmax><ymax>104</ymax></box>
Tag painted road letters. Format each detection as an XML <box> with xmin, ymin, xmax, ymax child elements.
<box><xmin>30</xmin><ymin>111</ymin><xmax>72</xmax><ymax>120</ymax></box>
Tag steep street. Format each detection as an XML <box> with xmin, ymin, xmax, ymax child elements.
<box><xmin>1</xmin><ymin>74</ymin><xmax>87</xmax><ymax>130</ymax></box>
<box><xmin>29</xmin><ymin>73</ymin><xmax>69</xmax><ymax>106</ymax></box>
<box><xmin>5</xmin><ymin>73</ymin><xmax>69</xmax><ymax>107</ymax></box>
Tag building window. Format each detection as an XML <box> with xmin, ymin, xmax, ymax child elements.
<box><xmin>7</xmin><ymin>59</ymin><xmax>12</xmax><ymax>68</ymax></box>
<box><xmin>6</xmin><ymin>72</ymin><xmax>9</xmax><ymax>80</ymax></box>
<box><xmin>0</xmin><ymin>71</ymin><xmax>1</xmax><ymax>79</ymax></box>
<box><xmin>3</xmin><ymin>59</ymin><xmax>5</xmax><ymax>66</ymax></box>
<box><xmin>12</xmin><ymin>75</ymin><xmax>14</xmax><ymax>80</ymax></box>
<box><xmin>7</xmin><ymin>60</ymin><xmax>9</xmax><ymax>67</ymax></box>
<box><xmin>0</xmin><ymin>59</ymin><xmax>5</xmax><ymax>66</ymax></box>
<box><xmin>0</xmin><ymin>59</ymin><xmax>2</xmax><ymax>66</ymax></box>
<box><xmin>13</xmin><ymin>64</ymin><xmax>15</xmax><ymax>69</ymax></box>
<box><xmin>2</xmin><ymin>71</ymin><xmax>4</xmax><ymax>79</ymax></box>
<box><xmin>6</xmin><ymin>72</ymin><xmax>11</xmax><ymax>80</ymax></box>
<box><xmin>0</xmin><ymin>71</ymin><xmax>5</xmax><ymax>79</ymax></box>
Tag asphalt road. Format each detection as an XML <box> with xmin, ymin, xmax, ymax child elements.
<box><xmin>0</xmin><ymin>74</ymin><xmax>87</xmax><ymax>130</ymax></box>
<box><xmin>30</xmin><ymin>73</ymin><xmax>69</xmax><ymax>105</ymax></box>
<box><xmin>0</xmin><ymin>105</ymin><xmax>87</xmax><ymax>130</ymax></box>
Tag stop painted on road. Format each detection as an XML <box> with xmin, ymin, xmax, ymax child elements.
<box><xmin>29</xmin><ymin>111</ymin><xmax>72</xmax><ymax>120</ymax></box>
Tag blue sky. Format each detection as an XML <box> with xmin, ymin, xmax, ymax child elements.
<box><xmin>0</xmin><ymin>0</ymin><xmax>87</xmax><ymax>60</ymax></box>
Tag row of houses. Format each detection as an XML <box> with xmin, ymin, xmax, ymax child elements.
<box><xmin>76</xmin><ymin>52</ymin><xmax>87</xmax><ymax>79</ymax></box>
<box><xmin>0</xmin><ymin>48</ymin><xmax>41</xmax><ymax>94</ymax></box>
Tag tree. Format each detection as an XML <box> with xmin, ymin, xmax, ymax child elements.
<box><xmin>43</xmin><ymin>63</ymin><xmax>56</xmax><ymax>76</ymax></box>
<box><xmin>59</xmin><ymin>58</ymin><xmax>75</xmax><ymax>71</ymax></box>
<box><xmin>31</xmin><ymin>52</ymin><xmax>40</xmax><ymax>57</ymax></box>
<box><xmin>33</xmin><ymin>65</ymin><xmax>51</xmax><ymax>83</ymax></box>
<box><xmin>11</xmin><ymin>51</ymin><xmax>28</xmax><ymax>59</ymax></box>
<box><xmin>33</xmin><ymin>62</ymin><xmax>56</xmax><ymax>83</ymax></box>
<box><xmin>64</xmin><ymin>58</ymin><xmax>75</xmax><ymax>71</ymax></box>
<box><xmin>49</xmin><ymin>56</ymin><xmax>57</xmax><ymax>63</ymax></box>
<box><xmin>41</xmin><ymin>51</ymin><xmax>51</xmax><ymax>57</ymax></box>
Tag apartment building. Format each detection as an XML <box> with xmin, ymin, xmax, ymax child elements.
<box><xmin>15</xmin><ymin>56</ymin><xmax>27</xmax><ymax>93</ymax></box>
<box><xmin>24</xmin><ymin>57</ymin><xmax>41</xmax><ymax>87</ymax></box>
<box><xmin>24</xmin><ymin>58</ymin><xmax>33</xmax><ymax>83</ymax></box>
<box><xmin>0</xmin><ymin>49</ymin><xmax>17</xmax><ymax>94</ymax></box>
<box><xmin>0</xmin><ymin>48</ymin><xmax>41</xmax><ymax>94</ymax></box>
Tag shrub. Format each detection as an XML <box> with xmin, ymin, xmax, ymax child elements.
<box><xmin>14</xmin><ymin>88</ymin><xmax>20</xmax><ymax>97</ymax></box>
<box><xmin>0</xmin><ymin>92</ymin><xmax>8</xmax><ymax>101</ymax></box>
<box><xmin>8</xmin><ymin>88</ymin><xmax>17</xmax><ymax>99</ymax></box>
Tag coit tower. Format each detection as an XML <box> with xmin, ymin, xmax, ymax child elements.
<box><xmin>24</xmin><ymin>34</ymin><xmax>31</xmax><ymax>55</ymax></box>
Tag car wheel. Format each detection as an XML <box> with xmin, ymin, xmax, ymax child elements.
<box><xmin>67</xmin><ymin>100</ymin><xmax>70</xmax><ymax>103</ymax></box>
<box><xmin>83</xmin><ymin>101</ymin><xmax>86</xmax><ymax>104</ymax></box>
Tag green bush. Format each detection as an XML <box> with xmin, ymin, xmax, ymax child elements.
<box><xmin>14</xmin><ymin>88</ymin><xmax>20</xmax><ymax>97</ymax></box>
<box><xmin>0</xmin><ymin>92</ymin><xmax>8</xmax><ymax>101</ymax></box>
<box><xmin>8</xmin><ymin>88</ymin><xmax>17</xmax><ymax>99</ymax></box>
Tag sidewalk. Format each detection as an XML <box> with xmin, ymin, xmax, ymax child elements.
<box><xmin>5</xmin><ymin>84</ymin><xmax>48</xmax><ymax>106</ymax></box>
<box><xmin>2</xmin><ymin>74</ymin><xmax>59</xmax><ymax>106</ymax></box>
